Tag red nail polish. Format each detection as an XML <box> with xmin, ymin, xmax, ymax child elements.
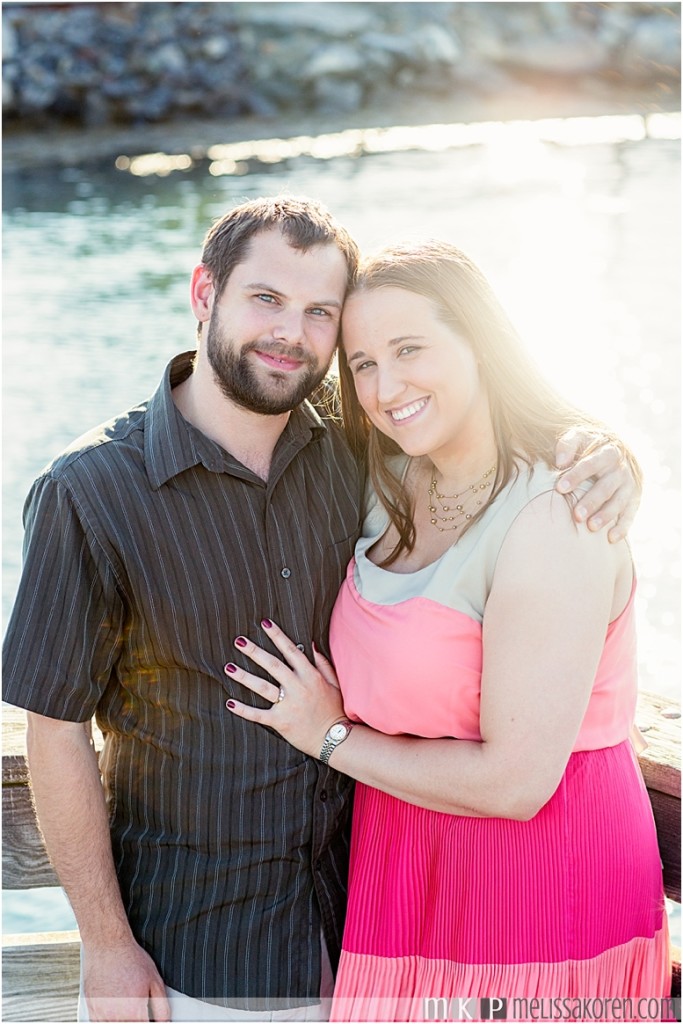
<box><xmin>224</xmin><ymin>663</ymin><xmax>237</xmax><ymax>674</ymax></box>
<box><xmin>261</xmin><ymin>618</ymin><xmax>273</xmax><ymax>629</ymax></box>
<box><xmin>234</xmin><ymin>636</ymin><xmax>247</xmax><ymax>648</ymax></box>
<box><xmin>226</xmin><ymin>700</ymin><xmax>236</xmax><ymax>709</ymax></box>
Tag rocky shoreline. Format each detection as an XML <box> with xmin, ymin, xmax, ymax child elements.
<box><xmin>4</xmin><ymin>82</ymin><xmax>680</xmax><ymax>175</ymax></box>
<box><xmin>3</xmin><ymin>1</ymin><xmax>680</xmax><ymax>172</ymax></box>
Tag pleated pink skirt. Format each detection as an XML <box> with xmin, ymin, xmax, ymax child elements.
<box><xmin>332</xmin><ymin>741</ymin><xmax>670</xmax><ymax>1021</ymax></box>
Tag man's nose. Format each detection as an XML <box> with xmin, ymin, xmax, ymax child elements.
<box><xmin>272</xmin><ymin>308</ymin><xmax>305</xmax><ymax>345</ymax></box>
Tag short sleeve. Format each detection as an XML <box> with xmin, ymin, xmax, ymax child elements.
<box><xmin>2</xmin><ymin>472</ymin><xmax>125</xmax><ymax>721</ymax></box>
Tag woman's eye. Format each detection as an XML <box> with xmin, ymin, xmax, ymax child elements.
<box><xmin>398</xmin><ymin>345</ymin><xmax>418</xmax><ymax>356</ymax></box>
<box><xmin>354</xmin><ymin>360</ymin><xmax>375</xmax><ymax>373</ymax></box>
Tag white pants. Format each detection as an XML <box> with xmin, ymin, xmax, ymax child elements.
<box><xmin>78</xmin><ymin>935</ymin><xmax>334</xmax><ymax>1022</ymax></box>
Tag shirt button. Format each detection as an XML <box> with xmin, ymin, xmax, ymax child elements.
<box><xmin>280</xmin><ymin>567</ymin><xmax>291</xmax><ymax>579</ymax></box>
<box><xmin>319</xmin><ymin>789</ymin><xmax>328</xmax><ymax>802</ymax></box>
<box><xmin>314</xmin><ymin>859</ymin><xmax>322</xmax><ymax>871</ymax></box>
<box><xmin>296</xmin><ymin>643</ymin><xmax>305</xmax><ymax>652</ymax></box>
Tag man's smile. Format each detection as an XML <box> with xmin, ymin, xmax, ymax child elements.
<box><xmin>254</xmin><ymin>349</ymin><xmax>306</xmax><ymax>372</ymax></box>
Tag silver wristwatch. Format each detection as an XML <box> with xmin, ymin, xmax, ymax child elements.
<box><xmin>319</xmin><ymin>719</ymin><xmax>354</xmax><ymax>765</ymax></box>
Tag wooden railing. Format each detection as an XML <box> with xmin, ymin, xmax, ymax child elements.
<box><xmin>2</xmin><ymin>695</ymin><xmax>681</xmax><ymax>1022</ymax></box>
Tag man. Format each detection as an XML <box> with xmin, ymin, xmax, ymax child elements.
<box><xmin>2</xmin><ymin>196</ymin><xmax>638</xmax><ymax>1023</ymax></box>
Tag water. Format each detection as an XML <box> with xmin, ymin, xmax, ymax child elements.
<box><xmin>2</xmin><ymin>113</ymin><xmax>680</xmax><ymax>938</ymax></box>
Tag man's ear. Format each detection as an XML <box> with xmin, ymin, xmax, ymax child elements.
<box><xmin>190</xmin><ymin>265</ymin><xmax>215</xmax><ymax>322</ymax></box>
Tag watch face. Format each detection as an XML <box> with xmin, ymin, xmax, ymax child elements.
<box><xmin>329</xmin><ymin>723</ymin><xmax>347</xmax><ymax>741</ymax></box>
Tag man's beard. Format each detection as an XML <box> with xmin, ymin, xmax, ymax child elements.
<box><xmin>206</xmin><ymin>318</ymin><xmax>332</xmax><ymax>415</ymax></box>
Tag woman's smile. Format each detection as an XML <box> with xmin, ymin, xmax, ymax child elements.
<box><xmin>387</xmin><ymin>397</ymin><xmax>430</xmax><ymax>424</ymax></box>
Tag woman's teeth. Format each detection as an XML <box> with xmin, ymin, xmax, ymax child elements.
<box><xmin>390</xmin><ymin>399</ymin><xmax>427</xmax><ymax>422</ymax></box>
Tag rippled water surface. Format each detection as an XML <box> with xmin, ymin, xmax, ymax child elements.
<box><xmin>2</xmin><ymin>114</ymin><xmax>680</xmax><ymax>935</ymax></box>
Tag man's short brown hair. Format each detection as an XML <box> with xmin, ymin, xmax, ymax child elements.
<box><xmin>200</xmin><ymin>195</ymin><xmax>360</xmax><ymax>303</ymax></box>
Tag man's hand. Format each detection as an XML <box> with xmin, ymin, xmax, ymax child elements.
<box><xmin>83</xmin><ymin>940</ymin><xmax>170</xmax><ymax>1022</ymax></box>
<box><xmin>554</xmin><ymin>429</ymin><xmax>642</xmax><ymax>542</ymax></box>
<box><xmin>26</xmin><ymin>714</ymin><xmax>171</xmax><ymax>1022</ymax></box>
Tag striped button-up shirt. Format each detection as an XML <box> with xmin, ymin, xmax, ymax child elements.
<box><xmin>3</xmin><ymin>352</ymin><xmax>362</xmax><ymax>1009</ymax></box>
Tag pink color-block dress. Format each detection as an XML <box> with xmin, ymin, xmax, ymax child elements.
<box><xmin>328</xmin><ymin>463</ymin><xmax>670</xmax><ymax>1022</ymax></box>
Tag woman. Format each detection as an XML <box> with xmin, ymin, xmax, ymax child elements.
<box><xmin>225</xmin><ymin>241</ymin><xmax>670</xmax><ymax>1020</ymax></box>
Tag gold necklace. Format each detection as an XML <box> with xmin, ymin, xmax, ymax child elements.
<box><xmin>428</xmin><ymin>464</ymin><xmax>496</xmax><ymax>532</ymax></box>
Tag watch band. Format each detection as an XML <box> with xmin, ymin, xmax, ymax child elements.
<box><xmin>319</xmin><ymin>718</ymin><xmax>354</xmax><ymax>765</ymax></box>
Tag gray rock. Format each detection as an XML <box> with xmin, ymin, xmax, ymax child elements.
<box><xmin>99</xmin><ymin>53</ymin><xmax>129</xmax><ymax>79</ymax></box>
<box><xmin>230</xmin><ymin>2</ymin><xmax>375</xmax><ymax>37</ymax></box>
<box><xmin>358</xmin><ymin>31</ymin><xmax>416</xmax><ymax>63</ymax></box>
<box><xmin>199</xmin><ymin>4</ymin><xmax>240</xmax><ymax>29</ymax></box>
<box><xmin>136</xmin><ymin>6</ymin><xmax>176</xmax><ymax>48</ymax></box>
<box><xmin>413</xmin><ymin>23</ymin><xmax>462</xmax><ymax>66</ymax></box>
<box><xmin>3</xmin><ymin>59</ymin><xmax>18</xmax><ymax>82</ymax></box>
<box><xmin>389</xmin><ymin>2</ymin><xmax>453</xmax><ymax>29</ymax></box>
<box><xmin>203</xmin><ymin>36</ymin><xmax>232</xmax><ymax>61</ymax></box>
<box><xmin>95</xmin><ymin>12</ymin><xmax>136</xmax><ymax>51</ymax></box>
<box><xmin>20</xmin><ymin>63</ymin><xmax>60</xmax><ymax>109</ymax></box>
<box><xmin>302</xmin><ymin>42</ymin><xmax>367</xmax><ymax>81</ymax></box>
<box><xmin>20</xmin><ymin>80</ymin><xmax>59</xmax><ymax>111</ymax></box>
<box><xmin>21</xmin><ymin>10</ymin><xmax>65</xmax><ymax>43</ymax></box>
<box><xmin>246</xmin><ymin>35</ymin><xmax>320</xmax><ymax>84</ymax></box>
<box><xmin>59</xmin><ymin>6</ymin><xmax>99</xmax><ymax>48</ymax></box>
<box><xmin>57</xmin><ymin>55</ymin><xmax>100</xmax><ymax>89</ymax></box>
<box><xmin>359</xmin><ymin>47</ymin><xmax>398</xmax><ymax>76</ymax></box>
<box><xmin>145</xmin><ymin>42</ymin><xmax>188</xmax><ymax>78</ymax></box>
<box><xmin>313</xmin><ymin>75</ymin><xmax>364</xmax><ymax>114</ymax></box>
<box><xmin>2</xmin><ymin>17</ymin><xmax>18</xmax><ymax>61</ymax></box>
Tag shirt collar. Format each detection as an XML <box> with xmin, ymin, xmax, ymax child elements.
<box><xmin>144</xmin><ymin>352</ymin><xmax>328</xmax><ymax>490</ymax></box>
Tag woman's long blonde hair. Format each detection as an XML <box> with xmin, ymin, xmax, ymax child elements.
<box><xmin>338</xmin><ymin>241</ymin><xmax>635</xmax><ymax>567</ymax></box>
